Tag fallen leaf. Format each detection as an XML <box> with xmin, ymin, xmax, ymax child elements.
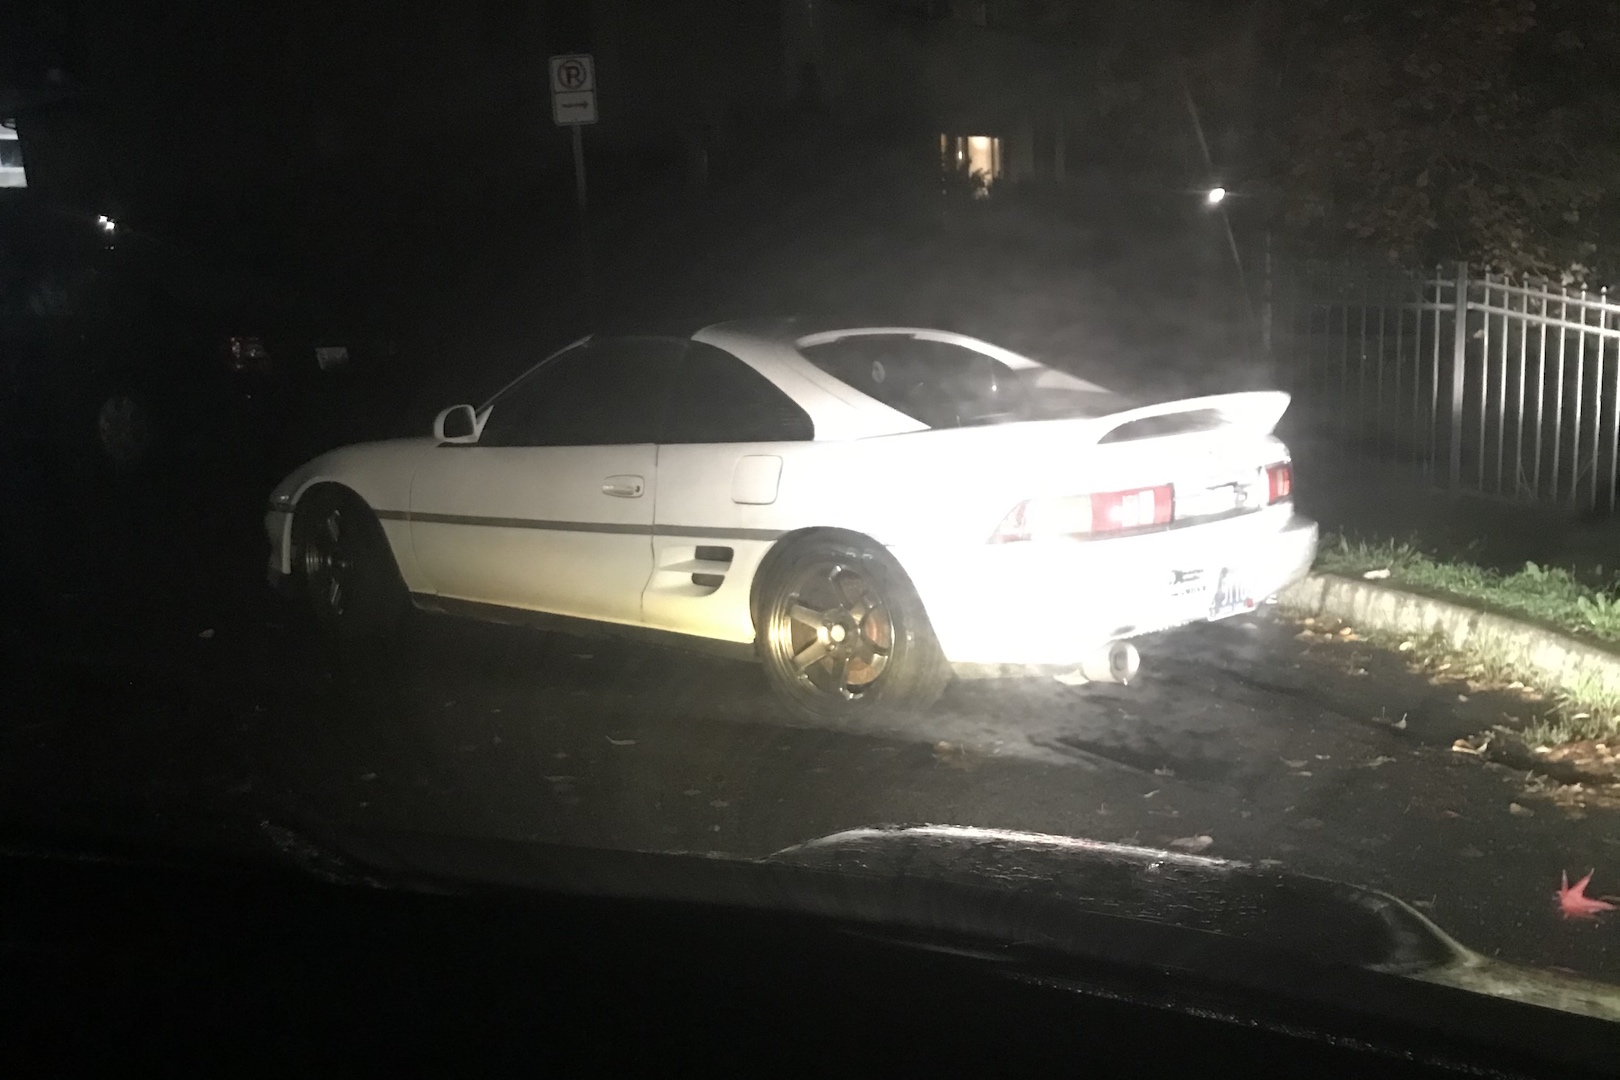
<box><xmin>198</xmin><ymin>628</ymin><xmax>215</xmax><ymax>640</ymax></box>
<box><xmin>933</xmin><ymin>741</ymin><xmax>981</xmax><ymax>771</ymax></box>
<box><xmin>1338</xmin><ymin>627</ymin><xmax>1355</xmax><ymax>637</ymax></box>
<box><xmin>605</xmin><ymin>736</ymin><xmax>637</xmax><ymax>746</ymax></box>
<box><xmin>1281</xmin><ymin>758</ymin><xmax>1308</xmax><ymax>769</ymax></box>
<box><xmin>709</xmin><ymin>799</ymin><xmax>729</xmax><ymax>808</ymax></box>
<box><xmin>1153</xmin><ymin>766</ymin><xmax>1176</xmax><ymax>777</ymax></box>
<box><xmin>1509</xmin><ymin>802</ymin><xmax>1534</xmax><ymax>817</ymax></box>
<box><xmin>1451</xmin><ymin>740</ymin><xmax>1485</xmax><ymax>756</ymax></box>
<box><xmin>1442</xmin><ymin>809</ymin><xmax>1462</xmax><ymax>818</ymax></box>
<box><xmin>1460</xmin><ymin>845</ymin><xmax>1484</xmax><ymax>858</ymax></box>
<box><xmin>1362</xmin><ymin>568</ymin><xmax>1392</xmax><ymax>580</ymax></box>
<box><xmin>1168</xmin><ymin>834</ymin><xmax>1214</xmax><ymax>853</ymax></box>
<box><xmin>1398</xmin><ymin>640</ymin><xmax>1415</xmax><ymax>652</ymax></box>
<box><xmin>1458</xmin><ymin>694</ymin><xmax>1470</xmax><ymax>703</ymax></box>
<box><xmin>1558</xmin><ymin>870</ymin><xmax>1619</xmax><ymax>919</ymax></box>
<box><xmin>1362</xmin><ymin>755</ymin><xmax>1397</xmax><ymax>768</ymax></box>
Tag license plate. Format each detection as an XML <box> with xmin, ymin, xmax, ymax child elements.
<box><xmin>1208</xmin><ymin>569</ymin><xmax>1253</xmax><ymax>621</ymax></box>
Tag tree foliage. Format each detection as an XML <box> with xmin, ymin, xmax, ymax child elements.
<box><xmin>1031</xmin><ymin>0</ymin><xmax>1620</xmax><ymax>278</ymax></box>
<box><xmin>1272</xmin><ymin>0</ymin><xmax>1620</xmax><ymax>278</ymax></box>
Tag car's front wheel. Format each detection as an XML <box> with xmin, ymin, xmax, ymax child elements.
<box><xmin>93</xmin><ymin>390</ymin><xmax>157</xmax><ymax>473</ymax></box>
<box><xmin>292</xmin><ymin>487</ymin><xmax>406</xmax><ymax>641</ymax></box>
<box><xmin>756</xmin><ymin>533</ymin><xmax>950</xmax><ymax>720</ymax></box>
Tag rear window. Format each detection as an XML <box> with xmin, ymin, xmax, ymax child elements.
<box><xmin>797</xmin><ymin>335</ymin><xmax>1127</xmax><ymax>429</ymax></box>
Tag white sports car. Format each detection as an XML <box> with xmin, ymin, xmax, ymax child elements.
<box><xmin>266</xmin><ymin>323</ymin><xmax>1316</xmax><ymax>716</ymax></box>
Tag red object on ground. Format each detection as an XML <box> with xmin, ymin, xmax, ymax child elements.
<box><xmin>1557</xmin><ymin>870</ymin><xmax>1618</xmax><ymax>919</ymax></box>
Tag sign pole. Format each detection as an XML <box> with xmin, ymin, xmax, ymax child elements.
<box><xmin>571</xmin><ymin>122</ymin><xmax>587</xmax><ymax>220</ymax></box>
<box><xmin>572</xmin><ymin>121</ymin><xmax>592</xmax><ymax>315</ymax></box>
<box><xmin>550</xmin><ymin>53</ymin><xmax>598</xmax><ymax>317</ymax></box>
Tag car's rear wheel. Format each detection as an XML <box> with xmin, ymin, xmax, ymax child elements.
<box><xmin>94</xmin><ymin>390</ymin><xmax>156</xmax><ymax>472</ymax></box>
<box><xmin>756</xmin><ymin>534</ymin><xmax>950</xmax><ymax>720</ymax></box>
<box><xmin>293</xmin><ymin>487</ymin><xmax>406</xmax><ymax>640</ymax></box>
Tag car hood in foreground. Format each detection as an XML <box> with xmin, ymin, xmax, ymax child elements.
<box><xmin>289</xmin><ymin>821</ymin><xmax>1620</xmax><ymax>1047</ymax></box>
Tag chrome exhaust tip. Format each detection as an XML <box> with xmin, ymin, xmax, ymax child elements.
<box><xmin>1076</xmin><ymin>641</ymin><xmax>1141</xmax><ymax>685</ymax></box>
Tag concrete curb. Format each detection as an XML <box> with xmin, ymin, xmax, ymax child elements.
<box><xmin>1276</xmin><ymin>573</ymin><xmax>1620</xmax><ymax>703</ymax></box>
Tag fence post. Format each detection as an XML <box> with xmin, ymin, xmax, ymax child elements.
<box><xmin>1449</xmin><ymin>261</ymin><xmax>1469</xmax><ymax>491</ymax></box>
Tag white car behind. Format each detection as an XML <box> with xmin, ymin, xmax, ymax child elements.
<box><xmin>266</xmin><ymin>323</ymin><xmax>1316</xmax><ymax>717</ymax></box>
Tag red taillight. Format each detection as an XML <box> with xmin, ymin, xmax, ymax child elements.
<box><xmin>990</xmin><ymin>485</ymin><xmax>1174</xmax><ymax>543</ymax></box>
<box><xmin>1265</xmin><ymin>462</ymin><xmax>1292</xmax><ymax>504</ymax></box>
<box><xmin>1093</xmin><ymin>486</ymin><xmax>1174</xmax><ymax>531</ymax></box>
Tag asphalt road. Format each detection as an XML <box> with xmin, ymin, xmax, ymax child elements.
<box><xmin>4</xmin><ymin>458</ymin><xmax>1619</xmax><ymax>988</ymax></box>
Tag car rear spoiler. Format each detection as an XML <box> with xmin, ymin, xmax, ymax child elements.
<box><xmin>1087</xmin><ymin>390</ymin><xmax>1291</xmax><ymax>445</ymax></box>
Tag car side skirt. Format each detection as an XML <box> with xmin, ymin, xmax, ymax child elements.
<box><xmin>409</xmin><ymin>593</ymin><xmax>758</xmax><ymax>663</ymax></box>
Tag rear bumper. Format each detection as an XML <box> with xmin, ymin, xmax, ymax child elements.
<box><xmin>896</xmin><ymin>506</ymin><xmax>1317</xmax><ymax>667</ymax></box>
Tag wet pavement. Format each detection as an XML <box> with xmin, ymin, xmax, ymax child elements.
<box><xmin>5</xmin><ymin>459</ymin><xmax>1620</xmax><ymax>987</ymax></box>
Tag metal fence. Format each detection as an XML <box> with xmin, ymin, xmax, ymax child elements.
<box><xmin>1275</xmin><ymin>262</ymin><xmax>1620</xmax><ymax>513</ymax></box>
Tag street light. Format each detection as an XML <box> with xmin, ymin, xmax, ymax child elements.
<box><xmin>96</xmin><ymin>214</ymin><xmax>116</xmax><ymax>234</ymax></box>
<box><xmin>1205</xmin><ymin>186</ymin><xmax>1226</xmax><ymax>206</ymax></box>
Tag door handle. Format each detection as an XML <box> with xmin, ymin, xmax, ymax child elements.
<box><xmin>602</xmin><ymin>475</ymin><xmax>645</xmax><ymax>498</ymax></box>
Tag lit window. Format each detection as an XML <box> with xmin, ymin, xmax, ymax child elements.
<box><xmin>940</xmin><ymin>134</ymin><xmax>1001</xmax><ymax>197</ymax></box>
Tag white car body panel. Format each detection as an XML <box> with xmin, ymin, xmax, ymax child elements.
<box><xmin>267</xmin><ymin>437</ymin><xmax>437</xmax><ymax>588</ymax></box>
<box><xmin>267</xmin><ymin>324</ymin><xmax>1318</xmax><ymax>670</ymax></box>
<box><xmin>408</xmin><ymin>444</ymin><xmax>657</xmax><ymax>624</ymax></box>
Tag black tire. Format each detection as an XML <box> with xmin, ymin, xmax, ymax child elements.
<box><xmin>90</xmin><ymin>388</ymin><xmax>160</xmax><ymax>475</ymax></box>
<box><xmin>291</xmin><ymin>487</ymin><xmax>407</xmax><ymax>641</ymax></box>
<box><xmin>755</xmin><ymin>533</ymin><xmax>950</xmax><ymax>720</ymax></box>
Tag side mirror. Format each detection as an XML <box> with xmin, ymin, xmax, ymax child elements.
<box><xmin>434</xmin><ymin>404</ymin><xmax>479</xmax><ymax>443</ymax></box>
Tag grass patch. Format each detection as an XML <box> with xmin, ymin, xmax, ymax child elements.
<box><xmin>1317</xmin><ymin>535</ymin><xmax>1620</xmax><ymax>644</ymax></box>
<box><xmin>1315</xmin><ymin>535</ymin><xmax>1620</xmax><ymax>747</ymax></box>
<box><xmin>1331</xmin><ymin>618</ymin><xmax>1620</xmax><ymax>746</ymax></box>
<box><xmin>1521</xmin><ymin>711</ymin><xmax>1620</xmax><ymax>747</ymax></box>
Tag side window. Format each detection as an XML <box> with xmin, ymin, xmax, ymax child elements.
<box><xmin>479</xmin><ymin>337</ymin><xmax>681</xmax><ymax>447</ymax></box>
<box><xmin>662</xmin><ymin>342</ymin><xmax>813</xmax><ymax>444</ymax></box>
